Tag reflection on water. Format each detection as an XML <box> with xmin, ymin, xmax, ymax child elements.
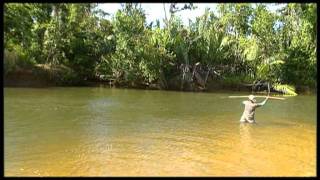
<box><xmin>4</xmin><ymin>87</ymin><xmax>316</xmax><ymax>176</ymax></box>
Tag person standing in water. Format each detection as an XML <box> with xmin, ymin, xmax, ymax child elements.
<box><xmin>240</xmin><ymin>95</ymin><xmax>269</xmax><ymax>123</ymax></box>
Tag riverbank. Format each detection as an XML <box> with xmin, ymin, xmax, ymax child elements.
<box><xmin>2</xmin><ymin>67</ymin><xmax>255</xmax><ymax>92</ymax></box>
<box><xmin>4</xmin><ymin>67</ymin><xmax>316</xmax><ymax>95</ymax></box>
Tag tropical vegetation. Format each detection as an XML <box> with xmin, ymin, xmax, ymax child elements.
<box><xmin>4</xmin><ymin>3</ymin><xmax>317</xmax><ymax>94</ymax></box>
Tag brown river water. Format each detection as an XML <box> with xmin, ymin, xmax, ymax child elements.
<box><xmin>4</xmin><ymin>87</ymin><xmax>316</xmax><ymax>176</ymax></box>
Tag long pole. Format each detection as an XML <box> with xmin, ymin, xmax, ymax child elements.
<box><xmin>228</xmin><ymin>96</ymin><xmax>285</xmax><ymax>100</ymax></box>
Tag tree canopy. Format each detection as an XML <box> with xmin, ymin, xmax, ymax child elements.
<box><xmin>4</xmin><ymin>3</ymin><xmax>317</xmax><ymax>92</ymax></box>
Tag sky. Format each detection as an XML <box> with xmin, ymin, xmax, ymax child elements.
<box><xmin>96</xmin><ymin>3</ymin><xmax>287</xmax><ymax>28</ymax></box>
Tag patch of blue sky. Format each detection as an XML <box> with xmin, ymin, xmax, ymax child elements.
<box><xmin>96</xmin><ymin>3</ymin><xmax>287</xmax><ymax>29</ymax></box>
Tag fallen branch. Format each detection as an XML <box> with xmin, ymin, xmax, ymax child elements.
<box><xmin>228</xmin><ymin>95</ymin><xmax>285</xmax><ymax>100</ymax></box>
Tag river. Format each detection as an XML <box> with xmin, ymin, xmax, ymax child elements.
<box><xmin>4</xmin><ymin>87</ymin><xmax>316</xmax><ymax>176</ymax></box>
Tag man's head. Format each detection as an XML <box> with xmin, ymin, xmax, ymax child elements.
<box><xmin>248</xmin><ymin>95</ymin><xmax>256</xmax><ymax>102</ymax></box>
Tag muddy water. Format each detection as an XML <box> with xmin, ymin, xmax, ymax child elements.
<box><xmin>4</xmin><ymin>87</ymin><xmax>316</xmax><ymax>176</ymax></box>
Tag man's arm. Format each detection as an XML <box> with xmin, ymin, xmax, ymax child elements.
<box><xmin>256</xmin><ymin>96</ymin><xmax>269</xmax><ymax>107</ymax></box>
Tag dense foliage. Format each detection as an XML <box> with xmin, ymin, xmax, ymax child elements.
<box><xmin>4</xmin><ymin>3</ymin><xmax>317</xmax><ymax>92</ymax></box>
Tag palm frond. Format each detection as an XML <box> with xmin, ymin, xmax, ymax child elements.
<box><xmin>273</xmin><ymin>83</ymin><xmax>298</xmax><ymax>96</ymax></box>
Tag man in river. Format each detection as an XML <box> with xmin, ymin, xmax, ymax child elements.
<box><xmin>240</xmin><ymin>95</ymin><xmax>269</xmax><ymax>123</ymax></box>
